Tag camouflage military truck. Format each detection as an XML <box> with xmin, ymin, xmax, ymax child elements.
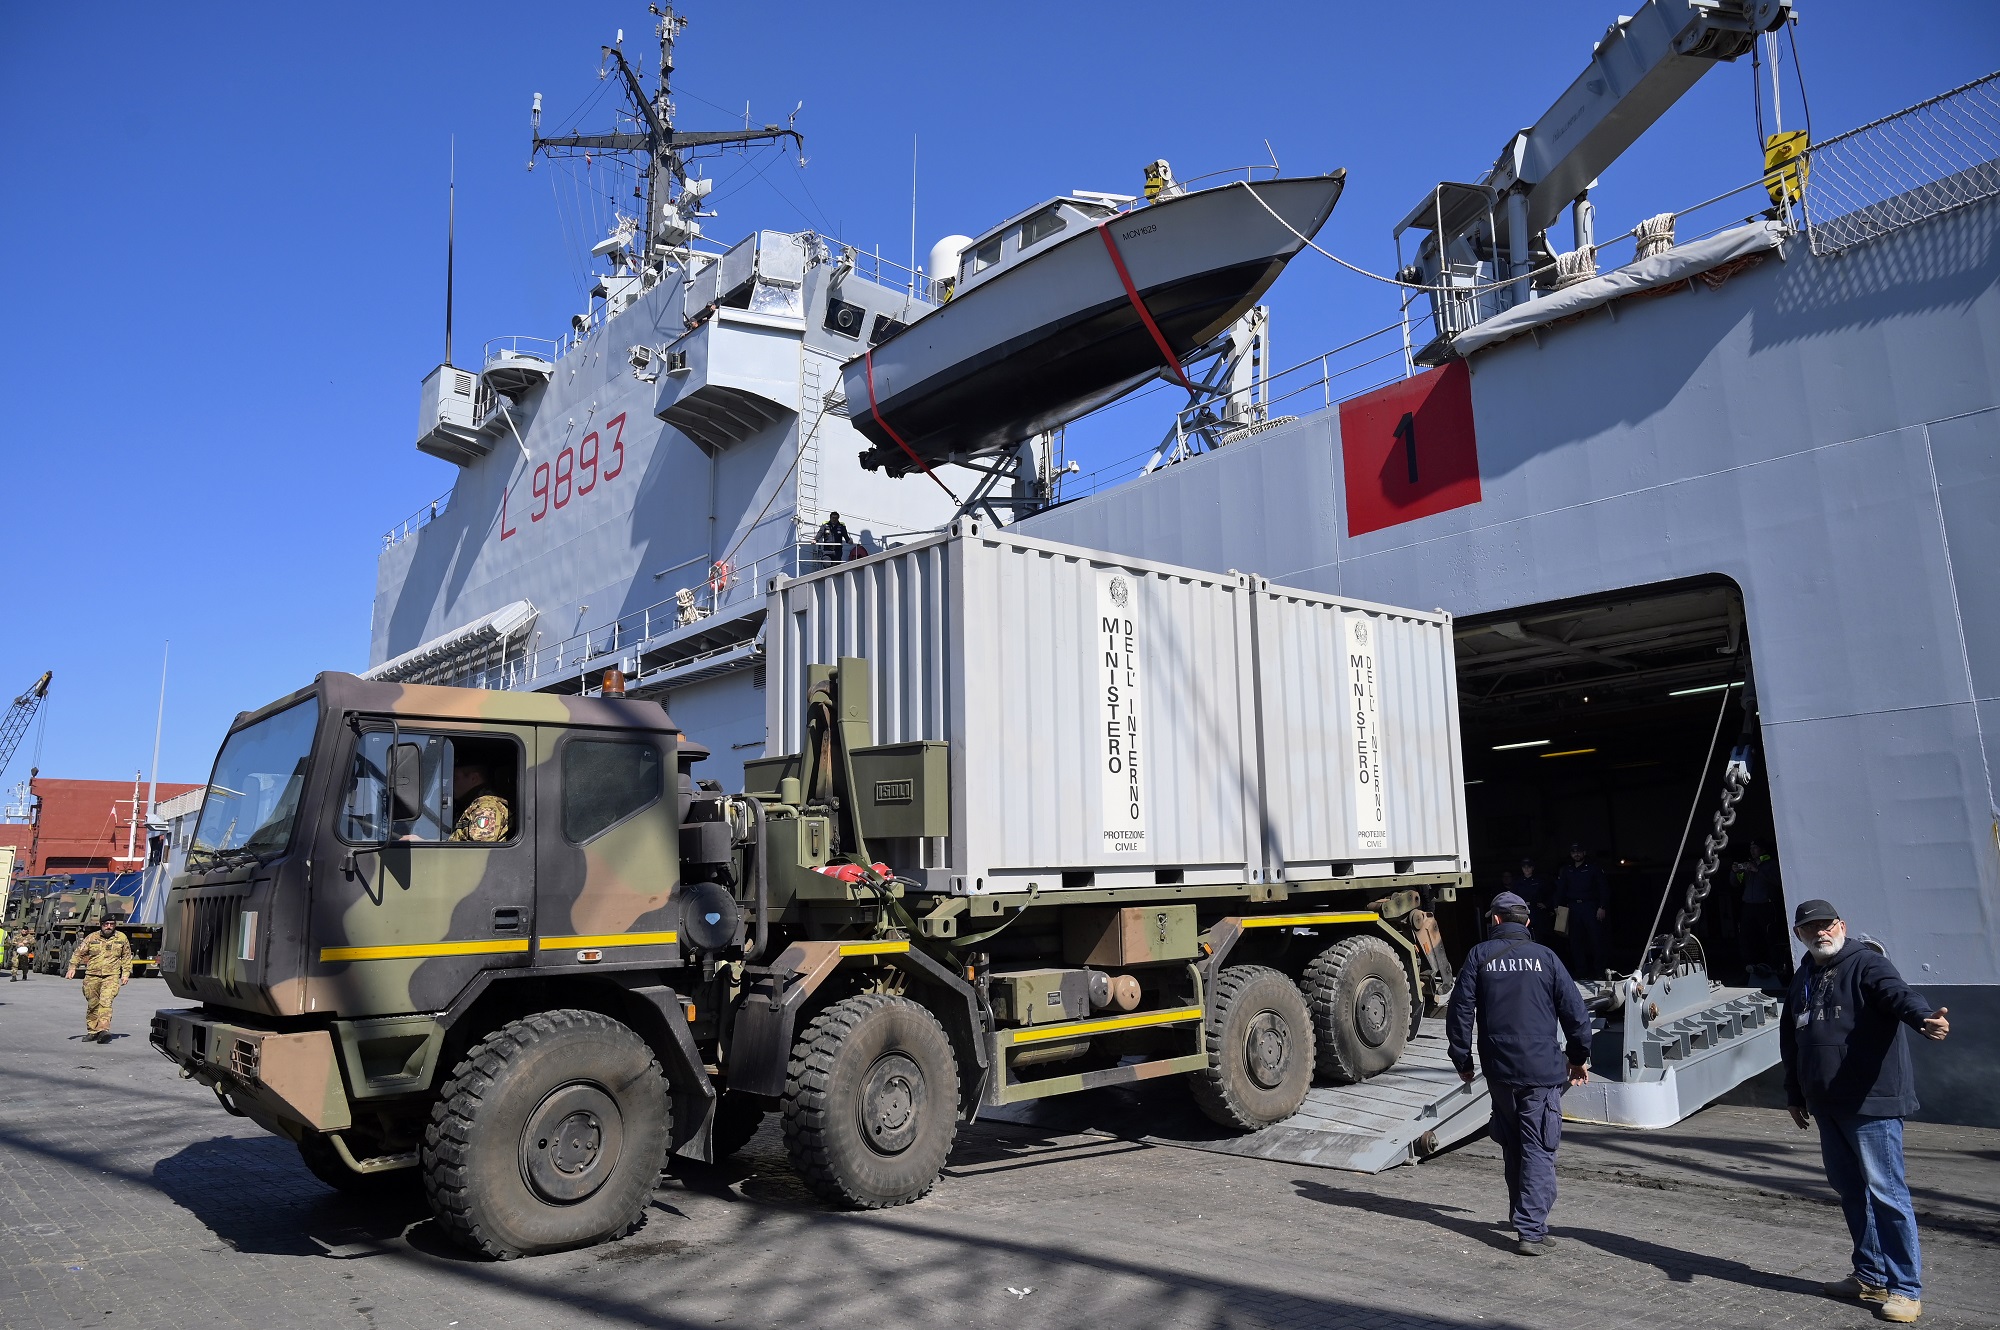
<box><xmin>154</xmin><ymin>668</ymin><xmax>1463</xmax><ymax>1259</ymax></box>
<box><xmin>76</xmin><ymin>891</ymin><xmax>161</xmax><ymax>978</ymax></box>
<box><xmin>5</xmin><ymin>888</ymin><xmax>40</xmax><ymax>971</ymax></box>
<box><xmin>2</xmin><ymin>888</ymin><xmax>37</xmax><ymax>932</ymax></box>
<box><xmin>35</xmin><ymin>888</ymin><xmax>90</xmax><ymax>974</ymax></box>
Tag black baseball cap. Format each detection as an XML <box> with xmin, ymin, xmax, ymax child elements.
<box><xmin>1793</xmin><ymin>899</ymin><xmax>1841</xmax><ymax>926</ymax></box>
<box><xmin>1489</xmin><ymin>891</ymin><xmax>1529</xmax><ymax>914</ymax></box>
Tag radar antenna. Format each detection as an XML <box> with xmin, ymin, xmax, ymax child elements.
<box><xmin>530</xmin><ymin>4</ymin><xmax>804</xmax><ymax>260</ymax></box>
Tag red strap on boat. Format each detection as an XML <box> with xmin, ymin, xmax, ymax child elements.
<box><xmin>1097</xmin><ymin>220</ymin><xmax>1193</xmax><ymax>390</ymax></box>
<box><xmin>864</xmin><ymin>349</ymin><xmax>960</xmax><ymax>503</ymax></box>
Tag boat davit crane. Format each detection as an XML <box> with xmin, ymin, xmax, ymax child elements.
<box><xmin>1396</xmin><ymin>0</ymin><xmax>1795</xmax><ymax>360</ymax></box>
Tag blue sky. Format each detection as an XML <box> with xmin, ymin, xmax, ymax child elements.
<box><xmin>2</xmin><ymin>0</ymin><xmax>1995</xmax><ymax>790</ymax></box>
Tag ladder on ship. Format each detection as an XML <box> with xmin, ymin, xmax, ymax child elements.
<box><xmin>796</xmin><ymin>355</ymin><xmax>828</xmax><ymax>538</ymax></box>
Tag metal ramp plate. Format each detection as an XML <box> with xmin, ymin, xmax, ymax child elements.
<box><xmin>982</xmin><ymin>1029</ymin><xmax>1492</xmax><ymax>1175</ymax></box>
<box><xmin>1174</xmin><ymin>1030</ymin><xmax>1491</xmax><ymax>1173</ymax></box>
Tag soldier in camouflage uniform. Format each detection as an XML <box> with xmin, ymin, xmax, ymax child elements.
<box><xmin>449</xmin><ymin>760</ymin><xmax>511</xmax><ymax>843</ymax></box>
<box><xmin>66</xmin><ymin>917</ymin><xmax>133</xmax><ymax>1041</ymax></box>
<box><xmin>9</xmin><ymin>925</ymin><xmax>32</xmax><ymax>980</ymax></box>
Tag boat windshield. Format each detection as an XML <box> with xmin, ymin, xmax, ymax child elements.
<box><xmin>188</xmin><ymin>698</ymin><xmax>320</xmax><ymax>871</ymax></box>
<box><xmin>965</xmin><ymin>235</ymin><xmax>1004</xmax><ymax>279</ymax></box>
<box><xmin>1018</xmin><ymin>206</ymin><xmax>1066</xmax><ymax>248</ymax></box>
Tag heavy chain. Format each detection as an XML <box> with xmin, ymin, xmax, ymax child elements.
<box><xmin>1645</xmin><ymin>755</ymin><xmax>1752</xmax><ymax>984</ymax></box>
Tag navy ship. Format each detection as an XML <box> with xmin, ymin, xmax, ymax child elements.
<box><xmin>372</xmin><ymin>0</ymin><xmax>2000</xmax><ymax>1122</ymax></box>
<box><xmin>370</xmin><ymin>7</ymin><xmax>970</xmax><ymax>793</ymax></box>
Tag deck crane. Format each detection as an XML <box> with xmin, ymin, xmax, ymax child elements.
<box><xmin>1395</xmin><ymin>0</ymin><xmax>1796</xmax><ymax>360</ymax></box>
<box><xmin>0</xmin><ymin>671</ymin><xmax>52</xmax><ymax>785</ymax></box>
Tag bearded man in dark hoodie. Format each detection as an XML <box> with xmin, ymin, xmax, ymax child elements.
<box><xmin>1781</xmin><ymin>899</ymin><xmax>1951</xmax><ymax>1325</ymax></box>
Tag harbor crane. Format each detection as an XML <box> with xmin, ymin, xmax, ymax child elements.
<box><xmin>0</xmin><ymin>671</ymin><xmax>51</xmax><ymax>785</ymax></box>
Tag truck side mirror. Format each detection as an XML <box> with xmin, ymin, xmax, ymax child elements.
<box><xmin>390</xmin><ymin>742</ymin><xmax>423</xmax><ymax>825</ymax></box>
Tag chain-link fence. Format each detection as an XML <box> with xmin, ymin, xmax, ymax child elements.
<box><xmin>1804</xmin><ymin>71</ymin><xmax>2000</xmax><ymax>256</ymax></box>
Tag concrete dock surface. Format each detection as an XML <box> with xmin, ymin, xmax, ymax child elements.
<box><xmin>3</xmin><ymin>977</ymin><xmax>1995</xmax><ymax>1329</ymax></box>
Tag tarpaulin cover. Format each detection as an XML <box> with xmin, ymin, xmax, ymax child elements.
<box><xmin>1453</xmin><ymin>221</ymin><xmax>1786</xmax><ymax>357</ymax></box>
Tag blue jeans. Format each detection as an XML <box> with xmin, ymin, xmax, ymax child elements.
<box><xmin>1816</xmin><ymin>1108</ymin><xmax>1922</xmax><ymax>1298</ymax></box>
<box><xmin>1489</xmin><ymin>1083</ymin><xmax>1563</xmax><ymax>1241</ymax></box>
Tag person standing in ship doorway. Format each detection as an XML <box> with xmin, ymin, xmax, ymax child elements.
<box><xmin>1783</xmin><ymin>899</ymin><xmax>1950</xmax><ymax>1325</ymax></box>
<box><xmin>1734</xmin><ymin>839</ymin><xmax>1789</xmax><ymax>982</ymax></box>
<box><xmin>1448</xmin><ymin>892</ymin><xmax>1592</xmax><ymax>1256</ymax></box>
<box><xmin>813</xmin><ymin>511</ymin><xmax>850</xmax><ymax>571</ymax></box>
<box><xmin>1553</xmin><ymin>843</ymin><xmax>1610</xmax><ymax>980</ymax></box>
<box><xmin>1517</xmin><ymin>856</ymin><xmax>1556</xmax><ymax>943</ymax></box>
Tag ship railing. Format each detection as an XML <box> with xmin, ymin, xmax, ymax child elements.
<box><xmin>1058</xmin><ymin>324</ymin><xmax>1411</xmax><ymax>501</ymax></box>
<box><xmin>810</xmin><ymin>236</ymin><xmax>942</xmax><ymax>304</ymax></box>
<box><xmin>1801</xmin><ymin>70</ymin><xmax>2000</xmax><ymax>257</ymax></box>
<box><xmin>483</xmin><ymin>335</ymin><xmax>561</xmax><ymax>367</ymax></box>
<box><xmin>497</xmin><ymin>541</ymin><xmax>823</xmax><ymax>691</ymax></box>
<box><xmin>383</xmin><ymin>489</ymin><xmax>455</xmax><ymax>548</ymax></box>
<box><xmin>1162</xmin><ymin>162</ymin><xmax>1284</xmax><ymax>197</ymax></box>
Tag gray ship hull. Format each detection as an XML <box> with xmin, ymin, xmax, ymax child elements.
<box><xmin>1020</xmin><ymin>197</ymin><xmax>2000</xmax><ymax>1123</ymax></box>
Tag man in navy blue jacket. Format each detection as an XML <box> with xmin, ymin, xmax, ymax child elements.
<box><xmin>1782</xmin><ymin>899</ymin><xmax>1951</xmax><ymax>1324</ymax></box>
<box><xmin>1448</xmin><ymin>892</ymin><xmax>1593</xmax><ymax>1255</ymax></box>
<box><xmin>1553</xmin><ymin>843</ymin><xmax>1611</xmax><ymax>979</ymax></box>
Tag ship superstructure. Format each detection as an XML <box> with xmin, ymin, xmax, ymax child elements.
<box><xmin>371</xmin><ymin>9</ymin><xmax>977</xmax><ymax>790</ymax></box>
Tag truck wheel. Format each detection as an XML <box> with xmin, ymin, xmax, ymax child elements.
<box><xmin>710</xmin><ymin>1090</ymin><xmax>767</xmax><ymax>1160</ymax></box>
<box><xmin>1190</xmin><ymin>965</ymin><xmax>1314</xmax><ymax>1131</ymax></box>
<box><xmin>297</xmin><ymin>1132</ymin><xmax>419</xmax><ymax>1198</ymax></box>
<box><xmin>782</xmin><ymin>994</ymin><xmax>959</xmax><ymax>1209</ymax></box>
<box><xmin>1302</xmin><ymin>935</ymin><xmax>1411</xmax><ymax>1084</ymax></box>
<box><xmin>422</xmin><ymin>1010</ymin><xmax>669</xmax><ymax>1260</ymax></box>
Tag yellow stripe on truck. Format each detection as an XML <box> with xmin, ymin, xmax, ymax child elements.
<box><xmin>539</xmin><ymin>931</ymin><xmax>679</xmax><ymax>949</ymax></box>
<box><xmin>1238</xmin><ymin>911</ymin><xmax>1380</xmax><ymax>929</ymax></box>
<box><xmin>1009</xmin><ymin>1006</ymin><xmax>1205</xmax><ymax>1045</ymax></box>
<box><xmin>318</xmin><ymin>939</ymin><xmax>533</xmax><ymax>963</ymax></box>
<box><xmin>838</xmin><ymin>940</ymin><xmax>911</xmax><ymax>956</ymax></box>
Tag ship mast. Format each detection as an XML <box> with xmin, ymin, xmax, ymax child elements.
<box><xmin>530</xmin><ymin>4</ymin><xmax>803</xmax><ymax>265</ymax></box>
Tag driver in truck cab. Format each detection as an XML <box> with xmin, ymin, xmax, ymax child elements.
<box><xmin>449</xmin><ymin>759</ymin><xmax>510</xmax><ymax>843</ymax></box>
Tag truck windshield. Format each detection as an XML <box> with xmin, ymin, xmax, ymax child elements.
<box><xmin>188</xmin><ymin>698</ymin><xmax>319</xmax><ymax>871</ymax></box>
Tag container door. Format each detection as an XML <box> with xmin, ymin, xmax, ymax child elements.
<box><xmin>311</xmin><ymin>723</ymin><xmax>537</xmax><ymax>1016</ymax></box>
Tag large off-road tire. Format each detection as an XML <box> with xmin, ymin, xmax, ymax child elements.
<box><xmin>781</xmin><ymin>994</ymin><xmax>959</xmax><ymax>1209</ymax></box>
<box><xmin>422</xmin><ymin>1010</ymin><xmax>669</xmax><ymax>1260</ymax></box>
<box><xmin>1189</xmin><ymin>965</ymin><xmax>1315</xmax><ymax>1131</ymax></box>
<box><xmin>1302</xmin><ymin>935</ymin><xmax>1412</xmax><ymax>1085</ymax></box>
<box><xmin>297</xmin><ymin>1131</ymin><xmax>420</xmax><ymax>1199</ymax></box>
<box><xmin>710</xmin><ymin>1090</ymin><xmax>768</xmax><ymax>1160</ymax></box>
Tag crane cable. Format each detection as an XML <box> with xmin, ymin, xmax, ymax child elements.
<box><xmin>1635</xmin><ymin>686</ymin><xmax>1733</xmax><ymax>979</ymax></box>
<box><xmin>1231</xmin><ymin>180</ymin><xmax>1593</xmax><ymax>296</ymax></box>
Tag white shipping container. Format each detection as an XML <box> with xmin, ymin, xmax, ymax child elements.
<box><xmin>1249</xmin><ymin>580</ymin><xmax>1469</xmax><ymax>881</ymax></box>
<box><xmin>766</xmin><ymin>523</ymin><xmax>1466</xmax><ymax>895</ymax></box>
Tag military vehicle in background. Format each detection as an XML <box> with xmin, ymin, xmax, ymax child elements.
<box><xmin>4</xmin><ymin>884</ymin><xmax>40</xmax><ymax>972</ymax></box>
<box><xmin>3</xmin><ymin>886</ymin><xmax>38</xmax><ymax>932</ymax></box>
<box><xmin>33</xmin><ymin>888</ymin><xmax>89</xmax><ymax>974</ymax></box>
<box><xmin>23</xmin><ymin>881</ymin><xmax>154</xmax><ymax>976</ymax></box>
<box><xmin>77</xmin><ymin>890</ymin><xmax>160</xmax><ymax>978</ymax></box>
<box><xmin>153</xmin><ymin>528</ymin><xmax>1468</xmax><ymax>1259</ymax></box>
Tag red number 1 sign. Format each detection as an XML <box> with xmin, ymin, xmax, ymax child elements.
<box><xmin>1338</xmin><ymin>360</ymin><xmax>1480</xmax><ymax>538</ymax></box>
